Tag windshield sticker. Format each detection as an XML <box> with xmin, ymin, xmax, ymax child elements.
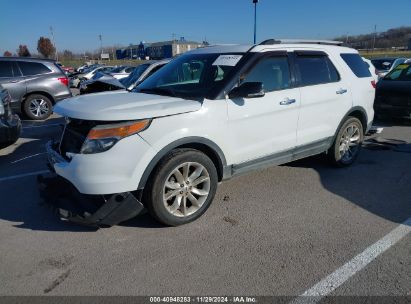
<box><xmin>212</xmin><ymin>55</ymin><xmax>243</xmax><ymax>66</ymax></box>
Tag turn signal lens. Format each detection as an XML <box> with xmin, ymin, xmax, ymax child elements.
<box><xmin>81</xmin><ymin>120</ymin><xmax>151</xmax><ymax>154</ymax></box>
<box><xmin>87</xmin><ymin>120</ymin><xmax>151</xmax><ymax>140</ymax></box>
<box><xmin>371</xmin><ymin>80</ymin><xmax>376</xmax><ymax>89</ymax></box>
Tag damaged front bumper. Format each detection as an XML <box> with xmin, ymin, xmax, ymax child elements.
<box><xmin>38</xmin><ymin>172</ymin><xmax>145</xmax><ymax>227</ymax></box>
<box><xmin>39</xmin><ymin>141</ymin><xmax>145</xmax><ymax>227</ymax></box>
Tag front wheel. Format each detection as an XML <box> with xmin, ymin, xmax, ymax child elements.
<box><xmin>144</xmin><ymin>149</ymin><xmax>218</xmax><ymax>226</ymax></box>
<box><xmin>328</xmin><ymin>117</ymin><xmax>364</xmax><ymax>167</ymax></box>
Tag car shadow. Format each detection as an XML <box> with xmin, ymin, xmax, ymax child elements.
<box><xmin>120</xmin><ymin>212</ymin><xmax>165</xmax><ymax>229</ymax></box>
<box><xmin>285</xmin><ymin>136</ymin><xmax>411</xmax><ymax>226</ymax></box>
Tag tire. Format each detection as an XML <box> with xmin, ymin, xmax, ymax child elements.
<box><xmin>23</xmin><ymin>94</ymin><xmax>52</xmax><ymax>120</ymax></box>
<box><xmin>143</xmin><ymin>148</ymin><xmax>218</xmax><ymax>226</ymax></box>
<box><xmin>328</xmin><ymin>117</ymin><xmax>364</xmax><ymax>167</ymax></box>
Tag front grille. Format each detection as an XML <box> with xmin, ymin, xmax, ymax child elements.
<box><xmin>59</xmin><ymin>119</ymin><xmax>97</xmax><ymax>158</ymax></box>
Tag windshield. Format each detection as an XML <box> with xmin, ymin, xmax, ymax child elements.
<box><xmin>135</xmin><ymin>53</ymin><xmax>244</xmax><ymax>99</ymax></box>
<box><xmin>82</xmin><ymin>66</ymin><xmax>97</xmax><ymax>74</ymax></box>
<box><xmin>110</xmin><ymin>66</ymin><xmax>127</xmax><ymax>73</ymax></box>
<box><xmin>120</xmin><ymin>63</ymin><xmax>150</xmax><ymax>88</ymax></box>
<box><xmin>384</xmin><ymin>64</ymin><xmax>411</xmax><ymax>81</ymax></box>
<box><xmin>371</xmin><ymin>58</ymin><xmax>396</xmax><ymax>71</ymax></box>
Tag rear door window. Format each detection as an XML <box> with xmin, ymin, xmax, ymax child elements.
<box><xmin>341</xmin><ymin>54</ymin><xmax>372</xmax><ymax>78</ymax></box>
<box><xmin>0</xmin><ymin>61</ymin><xmax>14</xmax><ymax>77</ymax></box>
<box><xmin>295</xmin><ymin>55</ymin><xmax>340</xmax><ymax>86</ymax></box>
<box><xmin>18</xmin><ymin>61</ymin><xmax>52</xmax><ymax>76</ymax></box>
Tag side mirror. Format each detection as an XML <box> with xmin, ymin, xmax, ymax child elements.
<box><xmin>229</xmin><ymin>82</ymin><xmax>265</xmax><ymax>99</ymax></box>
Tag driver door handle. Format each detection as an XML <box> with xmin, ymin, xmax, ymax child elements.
<box><xmin>336</xmin><ymin>88</ymin><xmax>348</xmax><ymax>95</ymax></box>
<box><xmin>279</xmin><ymin>98</ymin><xmax>296</xmax><ymax>105</ymax></box>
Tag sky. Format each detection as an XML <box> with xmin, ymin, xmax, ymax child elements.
<box><xmin>1</xmin><ymin>0</ymin><xmax>410</xmax><ymax>54</ymax></box>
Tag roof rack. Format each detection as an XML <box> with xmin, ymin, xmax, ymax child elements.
<box><xmin>258</xmin><ymin>39</ymin><xmax>344</xmax><ymax>46</ymax></box>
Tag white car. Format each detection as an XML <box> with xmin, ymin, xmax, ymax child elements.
<box><xmin>362</xmin><ymin>57</ymin><xmax>379</xmax><ymax>83</ymax></box>
<box><xmin>71</xmin><ymin>66</ymin><xmax>115</xmax><ymax>88</ymax></box>
<box><xmin>110</xmin><ymin>66</ymin><xmax>136</xmax><ymax>80</ymax></box>
<box><xmin>43</xmin><ymin>40</ymin><xmax>375</xmax><ymax>226</ymax></box>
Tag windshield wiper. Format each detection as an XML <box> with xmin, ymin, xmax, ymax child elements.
<box><xmin>138</xmin><ymin>87</ymin><xmax>176</xmax><ymax>97</ymax></box>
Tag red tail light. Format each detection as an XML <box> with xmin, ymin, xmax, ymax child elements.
<box><xmin>58</xmin><ymin>77</ymin><xmax>69</xmax><ymax>87</ymax></box>
<box><xmin>371</xmin><ymin>80</ymin><xmax>376</xmax><ymax>89</ymax></box>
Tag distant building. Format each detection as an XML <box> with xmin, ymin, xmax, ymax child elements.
<box><xmin>145</xmin><ymin>38</ymin><xmax>203</xmax><ymax>59</ymax></box>
<box><xmin>116</xmin><ymin>44</ymin><xmax>140</xmax><ymax>60</ymax></box>
<box><xmin>408</xmin><ymin>38</ymin><xmax>411</xmax><ymax>50</ymax></box>
<box><xmin>116</xmin><ymin>38</ymin><xmax>203</xmax><ymax>60</ymax></box>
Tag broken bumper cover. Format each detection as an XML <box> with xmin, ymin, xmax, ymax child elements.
<box><xmin>38</xmin><ymin>172</ymin><xmax>145</xmax><ymax>227</ymax></box>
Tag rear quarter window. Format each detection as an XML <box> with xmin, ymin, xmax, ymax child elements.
<box><xmin>340</xmin><ymin>54</ymin><xmax>372</xmax><ymax>78</ymax></box>
<box><xmin>18</xmin><ymin>61</ymin><xmax>52</xmax><ymax>76</ymax></box>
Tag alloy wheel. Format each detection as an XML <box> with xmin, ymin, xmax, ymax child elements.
<box><xmin>29</xmin><ymin>98</ymin><xmax>49</xmax><ymax>118</ymax></box>
<box><xmin>163</xmin><ymin>162</ymin><xmax>210</xmax><ymax>217</ymax></box>
<box><xmin>339</xmin><ymin>124</ymin><xmax>361</xmax><ymax>162</ymax></box>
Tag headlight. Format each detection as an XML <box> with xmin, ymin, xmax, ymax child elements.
<box><xmin>80</xmin><ymin>119</ymin><xmax>151</xmax><ymax>154</ymax></box>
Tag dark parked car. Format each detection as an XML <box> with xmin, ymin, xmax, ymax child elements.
<box><xmin>0</xmin><ymin>57</ymin><xmax>71</xmax><ymax>120</ymax></box>
<box><xmin>0</xmin><ymin>86</ymin><xmax>21</xmax><ymax>148</ymax></box>
<box><xmin>79</xmin><ymin>60</ymin><xmax>170</xmax><ymax>95</ymax></box>
<box><xmin>374</xmin><ymin>63</ymin><xmax>411</xmax><ymax>119</ymax></box>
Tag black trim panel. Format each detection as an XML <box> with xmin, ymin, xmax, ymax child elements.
<box><xmin>333</xmin><ymin>106</ymin><xmax>368</xmax><ymax>141</ymax></box>
<box><xmin>295</xmin><ymin>50</ymin><xmax>327</xmax><ymax>56</ymax></box>
<box><xmin>229</xmin><ymin>137</ymin><xmax>333</xmax><ymax>178</ymax></box>
<box><xmin>137</xmin><ymin>136</ymin><xmax>227</xmax><ymax>190</ymax></box>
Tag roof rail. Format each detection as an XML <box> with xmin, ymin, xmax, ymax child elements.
<box><xmin>259</xmin><ymin>39</ymin><xmax>344</xmax><ymax>46</ymax></box>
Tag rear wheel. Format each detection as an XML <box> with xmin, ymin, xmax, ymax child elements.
<box><xmin>23</xmin><ymin>94</ymin><xmax>52</xmax><ymax>120</ymax></box>
<box><xmin>328</xmin><ymin>117</ymin><xmax>364</xmax><ymax>166</ymax></box>
<box><xmin>144</xmin><ymin>148</ymin><xmax>218</xmax><ymax>226</ymax></box>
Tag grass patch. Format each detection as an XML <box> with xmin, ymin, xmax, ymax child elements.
<box><xmin>360</xmin><ymin>51</ymin><xmax>411</xmax><ymax>59</ymax></box>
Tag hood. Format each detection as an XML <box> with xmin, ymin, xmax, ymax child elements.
<box><xmin>54</xmin><ymin>90</ymin><xmax>202</xmax><ymax>121</ymax></box>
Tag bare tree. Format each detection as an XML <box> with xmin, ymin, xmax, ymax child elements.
<box><xmin>62</xmin><ymin>49</ymin><xmax>74</xmax><ymax>60</ymax></box>
<box><xmin>17</xmin><ymin>45</ymin><xmax>31</xmax><ymax>57</ymax></box>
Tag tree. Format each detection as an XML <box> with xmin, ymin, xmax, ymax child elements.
<box><xmin>3</xmin><ymin>51</ymin><xmax>12</xmax><ymax>57</ymax></box>
<box><xmin>37</xmin><ymin>36</ymin><xmax>55</xmax><ymax>58</ymax></box>
<box><xmin>62</xmin><ymin>49</ymin><xmax>73</xmax><ymax>60</ymax></box>
<box><xmin>17</xmin><ymin>45</ymin><xmax>31</xmax><ymax>57</ymax></box>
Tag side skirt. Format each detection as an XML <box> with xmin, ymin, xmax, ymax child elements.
<box><xmin>226</xmin><ymin>137</ymin><xmax>333</xmax><ymax>178</ymax></box>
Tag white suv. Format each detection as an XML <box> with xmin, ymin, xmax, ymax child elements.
<box><xmin>43</xmin><ymin>40</ymin><xmax>375</xmax><ymax>226</ymax></box>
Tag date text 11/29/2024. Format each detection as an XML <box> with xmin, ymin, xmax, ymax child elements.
<box><xmin>149</xmin><ymin>296</ymin><xmax>257</xmax><ymax>303</ymax></box>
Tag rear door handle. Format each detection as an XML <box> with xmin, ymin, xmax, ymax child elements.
<box><xmin>9</xmin><ymin>80</ymin><xmax>20</xmax><ymax>83</ymax></box>
<box><xmin>336</xmin><ymin>88</ymin><xmax>348</xmax><ymax>95</ymax></box>
<box><xmin>279</xmin><ymin>98</ymin><xmax>296</xmax><ymax>105</ymax></box>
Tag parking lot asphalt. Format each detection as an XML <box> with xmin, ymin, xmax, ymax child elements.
<box><xmin>0</xmin><ymin>112</ymin><xmax>410</xmax><ymax>298</ymax></box>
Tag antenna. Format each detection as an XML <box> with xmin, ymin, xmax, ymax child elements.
<box><xmin>49</xmin><ymin>26</ymin><xmax>58</xmax><ymax>61</ymax></box>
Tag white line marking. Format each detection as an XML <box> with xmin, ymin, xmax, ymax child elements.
<box><xmin>291</xmin><ymin>216</ymin><xmax>411</xmax><ymax>304</ymax></box>
<box><xmin>22</xmin><ymin>123</ymin><xmax>62</xmax><ymax>129</ymax></box>
<box><xmin>0</xmin><ymin>170</ymin><xmax>49</xmax><ymax>182</ymax></box>
<box><xmin>11</xmin><ymin>152</ymin><xmax>47</xmax><ymax>164</ymax></box>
